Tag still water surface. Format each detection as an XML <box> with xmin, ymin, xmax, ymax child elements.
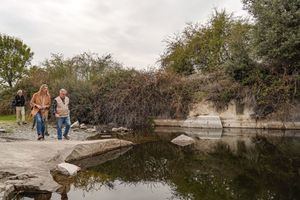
<box><xmin>20</xmin><ymin>128</ymin><xmax>300</xmax><ymax>200</ymax></box>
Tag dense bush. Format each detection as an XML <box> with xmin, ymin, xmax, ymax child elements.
<box><xmin>160</xmin><ymin>3</ymin><xmax>300</xmax><ymax>118</ymax></box>
<box><xmin>90</xmin><ymin>69</ymin><xmax>199</xmax><ymax>128</ymax></box>
<box><xmin>0</xmin><ymin>53</ymin><xmax>202</xmax><ymax>129</ymax></box>
<box><xmin>161</xmin><ymin>10</ymin><xmax>252</xmax><ymax>75</ymax></box>
<box><xmin>160</xmin><ymin>10</ymin><xmax>256</xmax><ymax>111</ymax></box>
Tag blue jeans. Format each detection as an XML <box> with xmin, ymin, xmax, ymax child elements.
<box><xmin>57</xmin><ymin>116</ymin><xmax>71</xmax><ymax>140</ymax></box>
<box><xmin>35</xmin><ymin>112</ymin><xmax>45</xmax><ymax>137</ymax></box>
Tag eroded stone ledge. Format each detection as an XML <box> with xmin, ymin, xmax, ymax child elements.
<box><xmin>0</xmin><ymin>139</ymin><xmax>133</xmax><ymax>199</ymax></box>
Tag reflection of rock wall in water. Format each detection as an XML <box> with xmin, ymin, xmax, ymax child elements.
<box><xmin>193</xmin><ymin>135</ymin><xmax>253</xmax><ymax>153</ymax></box>
<box><xmin>155</xmin><ymin>126</ymin><xmax>300</xmax><ymax>153</ymax></box>
<box><xmin>157</xmin><ymin>127</ymin><xmax>253</xmax><ymax>152</ymax></box>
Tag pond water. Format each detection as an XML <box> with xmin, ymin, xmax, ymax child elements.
<box><xmin>18</xmin><ymin>128</ymin><xmax>300</xmax><ymax>200</ymax></box>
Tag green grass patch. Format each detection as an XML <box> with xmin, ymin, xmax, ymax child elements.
<box><xmin>0</xmin><ymin>115</ymin><xmax>15</xmax><ymax>122</ymax></box>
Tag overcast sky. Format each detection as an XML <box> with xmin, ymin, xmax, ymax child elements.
<box><xmin>0</xmin><ymin>0</ymin><xmax>248</xmax><ymax>69</ymax></box>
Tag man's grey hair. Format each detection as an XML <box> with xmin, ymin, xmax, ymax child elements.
<box><xmin>59</xmin><ymin>88</ymin><xmax>67</xmax><ymax>93</ymax></box>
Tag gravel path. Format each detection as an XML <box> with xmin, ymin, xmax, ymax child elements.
<box><xmin>0</xmin><ymin>121</ymin><xmax>97</xmax><ymax>141</ymax></box>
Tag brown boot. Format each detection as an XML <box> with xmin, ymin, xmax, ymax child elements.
<box><xmin>37</xmin><ymin>135</ymin><xmax>43</xmax><ymax>140</ymax></box>
<box><xmin>63</xmin><ymin>135</ymin><xmax>70</xmax><ymax>140</ymax></box>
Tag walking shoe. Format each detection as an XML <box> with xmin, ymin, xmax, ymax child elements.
<box><xmin>44</xmin><ymin>131</ymin><xmax>50</xmax><ymax>136</ymax></box>
<box><xmin>37</xmin><ymin>135</ymin><xmax>43</xmax><ymax>140</ymax></box>
<box><xmin>63</xmin><ymin>135</ymin><xmax>70</xmax><ymax>140</ymax></box>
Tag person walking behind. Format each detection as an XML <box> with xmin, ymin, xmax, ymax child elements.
<box><xmin>53</xmin><ymin>89</ymin><xmax>71</xmax><ymax>140</ymax></box>
<box><xmin>14</xmin><ymin>90</ymin><xmax>26</xmax><ymax>125</ymax></box>
<box><xmin>30</xmin><ymin>84</ymin><xmax>51</xmax><ymax>140</ymax></box>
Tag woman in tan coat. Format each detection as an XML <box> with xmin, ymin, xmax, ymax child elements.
<box><xmin>30</xmin><ymin>84</ymin><xmax>51</xmax><ymax>140</ymax></box>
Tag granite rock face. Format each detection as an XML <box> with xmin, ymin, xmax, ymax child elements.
<box><xmin>155</xmin><ymin>100</ymin><xmax>300</xmax><ymax>130</ymax></box>
<box><xmin>183</xmin><ymin>116</ymin><xmax>222</xmax><ymax>128</ymax></box>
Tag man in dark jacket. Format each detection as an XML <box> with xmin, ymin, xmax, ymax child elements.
<box><xmin>14</xmin><ymin>90</ymin><xmax>26</xmax><ymax>125</ymax></box>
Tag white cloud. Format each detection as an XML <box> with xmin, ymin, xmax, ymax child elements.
<box><xmin>0</xmin><ymin>0</ymin><xmax>248</xmax><ymax>69</ymax></box>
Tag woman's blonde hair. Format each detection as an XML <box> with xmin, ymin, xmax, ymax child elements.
<box><xmin>39</xmin><ymin>84</ymin><xmax>50</xmax><ymax>96</ymax></box>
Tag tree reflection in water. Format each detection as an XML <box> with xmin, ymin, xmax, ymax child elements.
<box><xmin>71</xmin><ymin>135</ymin><xmax>300</xmax><ymax>200</ymax></box>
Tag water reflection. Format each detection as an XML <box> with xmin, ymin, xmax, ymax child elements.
<box><xmin>155</xmin><ymin>127</ymin><xmax>223</xmax><ymax>140</ymax></box>
<box><xmin>16</xmin><ymin>192</ymin><xmax>52</xmax><ymax>200</ymax></box>
<box><xmin>19</xmin><ymin>128</ymin><xmax>300</xmax><ymax>200</ymax></box>
<box><xmin>69</xmin><ymin>130</ymin><xmax>300</xmax><ymax>200</ymax></box>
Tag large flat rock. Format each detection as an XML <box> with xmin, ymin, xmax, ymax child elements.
<box><xmin>0</xmin><ymin>139</ymin><xmax>133</xmax><ymax>199</ymax></box>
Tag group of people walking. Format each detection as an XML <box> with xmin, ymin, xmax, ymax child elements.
<box><xmin>13</xmin><ymin>84</ymin><xmax>71</xmax><ymax>140</ymax></box>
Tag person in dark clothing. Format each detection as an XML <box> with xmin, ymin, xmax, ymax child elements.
<box><xmin>14</xmin><ymin>90</ymin><xmax>26</xmax><ymax>125</ymax></box>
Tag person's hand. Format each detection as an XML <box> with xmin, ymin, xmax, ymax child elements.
<box><xmin>55</xmin><ymin>113</ymin><xmax>60</xmax><ymax>118</ymax></box>
<box><xmin>36</xmin><ymin>105</ymin><xmax>42</xmax><ymax>109</ymax></box>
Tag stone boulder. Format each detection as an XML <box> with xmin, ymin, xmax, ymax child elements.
<box><xmin>65</xmin><ymin>139</ymin><xmax>133</xmax><ymax>162</ymax></box>
<box><xmin>0</xmin><ymin>139</ymin><xmax>133</xmax><ymax>198</ymax></box>
<box><xmin>70</xmin><ymin>121</ymin><xmax>79</xmax><ymax>128</ymax></box>
<box><xmin>86</xmin><ymin>126</ymin><xmax>97</xmax><ymax>133</ymax></box>
<box><xmin>56</xmin><ymin>163</ymin><xmax>81</xmax><ymax>176</ymax></box>
<box><xmin>171</xmin><ymin>134</ymin><xmax>195</xmax><ymax>147</ymax></box>
<box><xmin>0</xmin><ymin>183</ymin><xmax>14</xmax><ymax>200</ymax></box>
<box><xmin>79</xmin><ymin>123</ymin><xmax>87</xmax><ymax>129</ymax></box>
<box><xmin>112</xmin><ymin>127</ymin><xmax>129</xmax><ymax>132</ymax></box>
<box><xmin>72</xmin><ymin>146</ymin><xmax>132</xmax><ymax>169</ymax></box>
